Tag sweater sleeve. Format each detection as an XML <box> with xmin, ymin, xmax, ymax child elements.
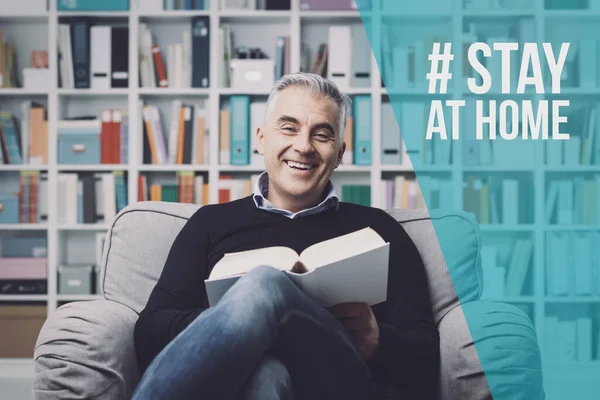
<box><xmin>368</xmin><ymin>213</ymin><xmax>440</xmax><ymax>399</ymax></box>
<box><xmin>134</xmin><ymin>207</ymin><xmax>211</xmax><ymax>374</ymax></box>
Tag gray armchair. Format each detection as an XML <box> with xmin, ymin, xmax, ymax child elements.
<box><xmin>33</xmin><ymin>202</ymin><xmax>544</xmax><ymax>399</ymax></box>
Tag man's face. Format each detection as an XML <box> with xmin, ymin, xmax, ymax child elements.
<box><xmin>257</xmin><ymin>86</ymin><xmax>346</xmax><ymax>207</ymax></box>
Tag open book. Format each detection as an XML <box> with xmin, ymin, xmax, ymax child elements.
<box><xmin>205</xmin><ymin>227</ymin><xmax>390</xmax><ymax>307</ymax></box>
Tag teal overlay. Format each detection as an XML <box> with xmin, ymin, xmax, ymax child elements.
<box><xmin>356</xmin><ymin>0</ymin><xmax>599</xmax><ymax>399</ymax></box>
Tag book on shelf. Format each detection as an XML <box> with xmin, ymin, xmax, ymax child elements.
<box><xmin>205</xmin><ymin>226</ymin><xmax>390</xmax><ymax>307</ymax></box>
<box><xmin>217</xmin><ymin>174</ymin><xmax>259</xmax><ymax>203</ymax></box>
<box><xmin>140</xmin><ymin>171</ymin><xmax>209</xmax><ymax>205</ymax></box>
<box><xmin>545</xmin><ymin>231</ymin><xmax>600</xmax><ymax>297</ymax></box>
<box><xmin>141</xmin><ymin>101</ymin><xmax>209</xmax><ymax>165</ymax></box>
<box><xmin>139</xmin><ymin>18</ymin><xmax>209</xmax><ymax>89</ymax></box>
<box><xmin>341</xmin><ymin>184</ymin><xmax>370</xmax><ymax>207</ymax></box>
<box><xmin>138</xmin><ymin>0</ymin><xmax>206</xmax><ymax>11</ymax></box>
<box><xmin>57</xmin><ymin>0</ymin><xmax>129</xmax><ymax>11</ymax></box>
<box><xmin>546</xmin><ymin>176</ymin><xmax>600</xmax><ymax>225</ymax></box>
<box><xmin>0</xmin><ymin>104</ymin><xmax>49</xmax><ymax>165</ymax></box>
<box><xmin>58</xmin><ymin>19</ymin><xmax>129</xmax><ymax>89</ymax></box>
<box><xmin>0</xmin><ymin>235</ymin><xmax>48</xmax><ymax>295</ymax></box>
<box><xmin>380</xmin><ymin>176</ymin><xmax>452</xmax><ymax>210</ymax></box>
<box><xmin>57</xmin><ymin>171</ymin><xmax>127</xmax><ymax>225</ymax></box>
<box><xmin>0</xmin><ymin>30</ymin><xmax>19</xmax><ymax>89</ymax></box>
<box><xmin>463</xmin><ymin>176</ymin><xmax>530</xmax><ymax>225</ymax></box>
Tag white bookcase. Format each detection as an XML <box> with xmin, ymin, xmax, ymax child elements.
<box><xmin>0</xmin><ymin>0</ymin><xmax>599</xmax><ymax>391</ymax></box>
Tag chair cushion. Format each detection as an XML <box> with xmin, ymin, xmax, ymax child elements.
<box><xmin>101</xmin><ymin>202</ymin><xmax>482</xmax><ymax>322</ymax></box>
<box><xmin>389</xmin><ymin>208</ymin><xmax>483</xmax><ymax>325</ymax></box>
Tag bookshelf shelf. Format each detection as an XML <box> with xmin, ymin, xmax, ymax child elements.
<box><xmin>139</xmin><ymin>165</ymin><xmax>210</xmax><ymax>172</ymax></box>
<box><xmin>299</xmin><ymin>10</ymin><xmax>365</xmax><ymax>20</ymax></box>
<box><xmin>56</xmin><ymin>11</ymin><xmax>130</xmax><ymax>18</ymax></box>
<box><xmin>0</xmin><ymin>165</ymin><xmax>47</xmax><ymax>171</ymax></box>
<box><xmin>381</xmin><ymin>165</ymin><xmax>451</xmax><ymax>172</ymax></box>
<box><xmin>218</xmin><ymin>10</ymin><xmax>291</xmax><ymax>22</ymax></box>
<box><xmin>57</xmin><ymin>89</ymin><xmax>130</xmax><ymax>96</ymax></box>
<box><xmin>138</xmin><ymin>10</ymin><xmax>211</xmax><ymax>21</ymax></box>
<box><xmin>463</xmin><ymin>166</ymin><xmax>535</xmax><ymax>172</ymax></box>
<box><xmin>218</xmin><ymin>88</ymin><xmax>272</xmax><ymax>95</ymax></box>
<box><xmin>544</xmin><ymin>166</ymin><xmax>600</xmax><ymax>172</ymax></box>
<box><xmin>544</xmin><ymin>10</ymin><xmax>600</xmax><ymax>18</ymax></box>
<box><xmin>544</xmin><ymin>225</ymin><xmax>600</xmax><ymax>232</ymax></box>
<box><xmin>0</xmin><ymin>224</ymin><xmax>48</xmax><ymax>231</ymax></box>
<box><xmin>0</xmin><ymin>295</ymin><xmax>48</xmax><ymax>302</ymax></box>
<box><xmin>482</xmin><ymin>296</ymin><xmax>537</xmax><ymax>302</ymax></box>
<box><xmin>462</xmin><ymin>10</ymin><xmax>536</xmax><ymax>17</ymax></box>
<box><xmin>57</xmin><ymin>224</ymin><xmax>110</xmax><ymax>231</ymax></box>
<box><xmin>138</xmin><ymin>88</ymin><xmax>211</xmax><ymax>96</ymax></box>
<box><xmin>218</xmin><ymin>165</ymin><xmax>264</xmax><ymax>172</ymax></box>
<box><xmin>57</xmin><ymin>165</ymin><xmax>128</xmax><ymax>171</ymax></box>
<box><xmin>0</xmin><ymin>89</ymin><xmax>48</xmax><ymax>96</ymax></box>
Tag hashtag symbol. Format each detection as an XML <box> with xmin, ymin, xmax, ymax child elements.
<box><xmin>426</xmin><ymin>43</ymin><xmax>454</xmax><ymax>94</ymax></box>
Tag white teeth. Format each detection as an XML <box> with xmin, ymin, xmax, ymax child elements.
<box><xmin>287</xmin><ymin>161</ymin><xmax>314</xmax><ymax>170</ymax></box>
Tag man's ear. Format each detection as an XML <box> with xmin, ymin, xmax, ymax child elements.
<box><xmin>256</xmin><ymin>127</ymin><xmax>264</xmax><ymax>154</ymax></box>
<box><xmin>336</xmin><ymin>140</ymin><xmax>346</xmax><ymax>168</ymax></box>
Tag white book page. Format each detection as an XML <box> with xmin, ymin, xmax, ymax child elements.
<box><xmin>209</xmin><ymin>247</ymin><xmax>298</xmax><ymax>280</ymax></box>
<box><xmin>299</xmin><ymin>227</ymin><xmax>385</xmax><ymax>270</ymax></box>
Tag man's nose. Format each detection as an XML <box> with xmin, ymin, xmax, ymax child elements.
<box><xmin>292</xmin><ymin>130</ymin><xmax>314</xmax><ymax>154</ymax></box>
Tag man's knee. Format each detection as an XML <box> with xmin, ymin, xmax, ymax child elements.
<box><xmin>236</xmin><ymin>265</ymin><xmax>296</xmax><ymax>299</ymax></box>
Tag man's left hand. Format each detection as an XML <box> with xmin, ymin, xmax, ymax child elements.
<box><xmin>327</xmin><ymin>302</ymin><xmax>380</xmax><ymax>360</ymax></box>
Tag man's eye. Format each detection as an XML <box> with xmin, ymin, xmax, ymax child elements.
<box><xmin>282</xmin><ymin>126</ymin><xmax>295</xmax><ymax>132</ymax></box>
<box><xmin>315</xmin><ymin>133</ymin><xmax>330</xmax><ymax>141</ymax></box>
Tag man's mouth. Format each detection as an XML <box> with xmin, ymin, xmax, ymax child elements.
<box><xmin>284</xmin><ymin>160</ymin><xmax>317</xmax><ymax>171</ymax></box>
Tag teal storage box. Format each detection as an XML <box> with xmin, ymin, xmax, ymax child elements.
<box><xmin>58</xmin><ymin>0</ymin><xmax>129</xmax><ymax>11</ymax></box>
<box><xmin>0</xmin><ymin>193</ymin><xmax>19</xmax><ymax>224</ymax></box>
<box><xmin>58</xmin><ymin>133</ymin><xmax>101</xmax><ymax>164</ymax></box>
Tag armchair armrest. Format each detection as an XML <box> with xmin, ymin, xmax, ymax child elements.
<box><xmin>33</xmin><ymin>299</ymin><xmax>140</xmax><ymax>400</ymax></box>
<box><xmin>437</xmin><ymin>300</ymin><xmax>544</xmax><ymax>400</ymax></box>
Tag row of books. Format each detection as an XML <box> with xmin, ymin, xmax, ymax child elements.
<box><xmin>58</xmin><ymin>21</ymin><xmax>129</xmax><ymax>90</ymax></box>
<box><xmin>139</xmin><ymin>19</ymin><xmax>209</xmax><ymax>89</ymax></box>
<box><xmin>546</xmin><ymin>231</ymin><xmax>600</xmax><ymax>297</ymax></box>
<box><xmin>544</xmin><ymin>316</ymin><xmax>600</xmax><ymax>363</ymax></box>
<box><xmin>58</xmin><ymin>111</ymin><xmax>129</xmax><ymax>165</ymax></box>
<box><xmin>0</xmin><ymin>30</ymin><xmax>18</xmax><ymax>89</ymax></box>
<box><xmin>218</xmin><ymin>96</ymin><xmax>373</xmax><ymax>166</ymax></box>
<box><xmin>139</xmin><ymin>172</ymin><xmax>209</xmax><ymax>205</ymax></box>
<box><xmin>57</xmin><ymin>172</ymin><xmax>127</xmax><ymax>225</ymax></box>
<box><xmin>380</xmin><ymin>176</ymin><xmax>453</xmax><ymax>210</ymax></box>
<box><xmin>546</xmin><ymin>177</ymin><xmax>600</xmax><ymax>225</ymax></box>
<box><xmin>0</xmin><ymin>171</ymin><xmax>47</xmax><ymax>224</ymax></box>
<box><xmin>142</xmin><ymin>101</ymin><xmax>209</xmax><ymax>165</ymax></box>
<box><xmin>385</xmin><ymin>102</ymin><xmax>453</xmax><ymax>167</ymax></box>
<box><xmin>463</xmin><ymin>176</ymin><xmax>531</xmax><ymax>225</ymax></box>
<box><xmin>545</xmin><ymin>0</ymin><xmax>600</xmax><ymax>10</ymax></box>
<box><xmin>0</xmin><ymin>103</ymin><xmax>48</xmax><ymax>165</ymax></box>
<box><xmin>462</xmin><ymin>20</ymin><xmax>535</xmax><ymax>93</ymax></box>
<box><xmin>139</xmin><ymin>0</ymin><xmax>207</xmax><ymax>11</ymax></box>
<box><xmin>463</xmin><ymin>0</ymin><xmax>534</xmax><ymax>9</ymax></box>
<box><xmin>480</xmin><ymin>239</ymin><xmax>534</xmax><ymax>298</ymax></box>
<box><xmin>546</xmin><ymin>104</ymin><xmax>600</xmax><ymax>166</ymax></box>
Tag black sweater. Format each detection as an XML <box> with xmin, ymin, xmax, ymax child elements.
<box><xmin>134</xmin><ymin>196</ymin><xmax>440</xmax><ymax>398</ymax></box>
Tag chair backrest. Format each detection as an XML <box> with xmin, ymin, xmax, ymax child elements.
<box><xmin>100</xmin><ymin>202</ymin><xmax>482</xmax><ymax>325</ymax></box>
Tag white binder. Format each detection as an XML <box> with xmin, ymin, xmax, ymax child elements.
<box><xmin>91</xmin><ymin>26</ymin><xmax>112</xmax><ymax>90</ymax></box>
<box><xmin>327</xmin><ymin>26</ymin><xmax>352</xmax><ymax>90</ymax></box>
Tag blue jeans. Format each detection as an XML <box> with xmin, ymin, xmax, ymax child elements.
<box><xmin>132</xmin><ymin>265</ymin><xmax>379</xmax><ymax>400</ymax></box>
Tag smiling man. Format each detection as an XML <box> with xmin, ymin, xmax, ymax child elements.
<box><xmin>132</xmin><ymin>73</ymin><xmax>439</xmax><ymax>400</ymax></box>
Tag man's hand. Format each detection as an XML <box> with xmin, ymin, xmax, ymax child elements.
<box><xmin>327</xmin><ymin>302</ymin><xmax>380</xmax><ymax>360</ymax></box>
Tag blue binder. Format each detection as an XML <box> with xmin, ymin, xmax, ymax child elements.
<box><xmin>353</xmin><ymin>95</ymin><xmax>372</xmax><ymax>165</ymax></box>
<box><xmin>58</xmin><ymin>0</ymin><xmax>129</xmax><ymax>10</ymax></box>
<box><xmin>230</xmin><ymin>96</ymin><xmax>250</xmax><ymax>165</ymax></box>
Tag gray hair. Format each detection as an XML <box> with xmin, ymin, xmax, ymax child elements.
<box><xmin>264</xmin><ymin>72</ymin><xmax>351</xmax><ymax>143</ymax></box>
